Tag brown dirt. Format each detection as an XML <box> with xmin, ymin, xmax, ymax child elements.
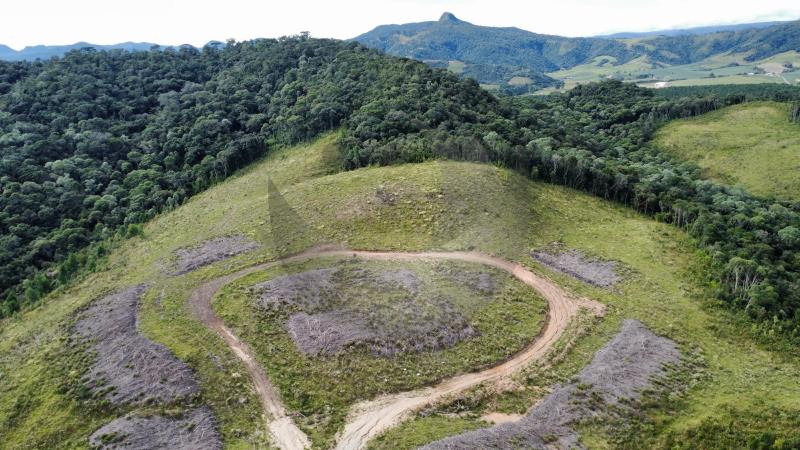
<box><xmin>74</xmin><ymin>285</ymin><xmax>199</xmax><ymax>405</ymax></box>
<box><xmin>172</xmin><ymin>234</ymin><xmax>261</xmax><ymax>275</ymax></box>
<box><xmin>480</xmin><ymin>412</ymin><xmax>524</xmax><ymax>424</ymax></box>
<box><xmin>89</xmin><ymin>406</ymin><xmax>221</xmax><ymax>449</ymax></box>
<box><xmin>421</xmin><ymin>320</ymin><xmax>680</xmax><ymax>449</ymax></box>
<box><xmin>188</xmin><ymin>245</ymin><xmax>604</xmax><ymax>450</ymax></box>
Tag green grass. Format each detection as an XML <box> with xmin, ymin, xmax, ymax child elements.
<box><xmin>1</xmin><ymin>131</ymin><xmax>799</xmax><ymax>449</ymax></box>
<box><xmin>367</xmin><ymin>416</ymin><xmax>488</xmax><ymax>450</ymax></box>
<box><xmin>654</xmin><ymin>101</ymin><xmax>800</xmax><ymax>200</ymax></box>
<box><xmin>356</xmin><ymin>174</ymin><xmax>800</xmax><ymax>448</ymax></box>
<box><xmin>215</xmin><ymin>258</ymin><xmax>546</xmax><ymax>447</ymax></box>
<box><xmin>543</xmin><ymin>52</ymin><xmax>800</xmax><ymax>93</ymax></box>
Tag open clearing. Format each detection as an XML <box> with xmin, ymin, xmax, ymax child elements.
<box><xmin>544</xmin><ymin>52</ymin><xmax>800</xmax><ymax>92</ymax></box>
<box><xmin>253</xmin><ymin>260</ymin><xmax>500</xmax><ymax>356</ymax></box>
<box><xmin>171</xmin><ymin>234</ymin><xmax>261</xmax><ymax>275</ymax></box>
<box><xmin>73</xmin><ymin>285</ymin><xmax>199</xmax><ymax>405</ymax></box>
<box><xmin>654</xmin><ymin>101</ymin><xmax>800</xmax><ymax>200</ymax></box>
<box><xmin>191</xmin><ymin>247</ymin><xmax>602</xmax><ymax>450</ymax></box>
<box><xmin>531</xmin><ymin>248</ymin><xmax>621</xmax><ymax>288</ymax></box>
<box><xmin>421</xmin><ymin>319</ymin><xmax>679</xmax><ymax>449</ymax></box>
<box><xmin>89</xmin><ymin>407</ymin><xmax>222</xmax><ymax>450</ymax></box>
<box><xmin>2</xmin><ymin>134</ymin><xmax>799</xmax><ymax>449</ymax></box>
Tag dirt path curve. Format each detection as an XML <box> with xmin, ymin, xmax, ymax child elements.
<box><xmin>189</xmin><ymin>245</ymin><xmax>604</xmax><ymax>450</ymax></box>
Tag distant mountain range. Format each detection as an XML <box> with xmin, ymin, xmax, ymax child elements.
<box><xmin>0</xmin><ymin>42</ymin><xmax>164</xmax><ymax>61</ymax></box>
<box><xmin>598</xmin><ymin>21</ymin><xmax>791</xmax><ymax>39</ymax></box>
<box><xmin>0</xmin><ymin>41</ymin><xmax>229</xmax><ymax>61</ymax></box>
<box><xmin>353</xmin><ymin>13</ymin><xmax>800</xmax><ymax>91</ymax></box>
<box><xmin>4</xmin><ymin>14</ymin><xmax>799</xmax><ymax>92</ymax></box>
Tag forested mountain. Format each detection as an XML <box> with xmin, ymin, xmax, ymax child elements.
<box><xmin>0</xmin><ymin>37</ymin><xmax>499</xmax><ymax>315</ymax></box>
<box><xmin>354</xmin><ymin>13</ymin><xmax>800</xmax><ymax>87</ymax></box>
<box><xmin>1</xmin><ymin>37</ymin><xmax>799</xmax><ymax>341</ymax></box>
<box><xmin>600</xmin><ymin>20</ymin><xmax>790</xmax><ymax>39</ymax></box>
<box><xmin>639</xmin><ymin>20</ymin><xmax>800</xmax><ymax>64</ymax></box>
<box><xmin>353</xmin><ymin>12</ymin><xmax>632</xmax><ymax>89</ymax></box>
<box><xmin>0</xmin><ymin>42</ymin><xmax>166</xmax><ymax>61</ymax></box>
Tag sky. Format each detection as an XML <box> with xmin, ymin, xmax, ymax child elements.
<box><xmin>2</xmin><ymin>0</ymin><xmax>799</xmax><ymax>49</ymax></box>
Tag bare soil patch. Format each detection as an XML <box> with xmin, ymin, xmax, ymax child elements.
<box><xmin>421</xmin><ymin>320</ymin><xmax>679</xmax><ymax>449</ymax></box>
<box><xmin>172</xmin><ymin>235</ymin><xmax>260</xmax><ymax>275</ymax></box>
<box><xmin>89</xmin><ymin>406</ymin><xmax>221</xmax><ymax>449</ymax></box>
<box><xmin>74</xmin><ymin>285</ymin><xmax>198</xmax><ymax>405</ymax></box>
<box><xmin>532</xmin><ymin>248</ymin><xmax>620</xmax><ymax>287</ymax></box>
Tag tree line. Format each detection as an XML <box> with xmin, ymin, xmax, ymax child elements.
<box><xmin>1</xmin><ymin>38</ymin><xmax>798</xmax><ymax>342</ymax></box>
<box><xmin>340</xmin><ymin>80</ymin><xmax>800</xmax><ymax>340</ymax></box>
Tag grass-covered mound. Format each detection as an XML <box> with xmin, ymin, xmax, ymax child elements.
<box><xmin>654</xmin><ymin>101</ymin><xmax>800</xmax><ymax>200</ymax></box>
<box><xmin>215</xmin><ymin>257</ymin><xmax>546</xmax><ymax>444</ymax></box>
<box><xmin>1</xmin><ymin>135</ymin><xmax>798</xmax><ymax>449</ymax></box>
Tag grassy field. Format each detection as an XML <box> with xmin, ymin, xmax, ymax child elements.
<box><xmin>654</xmin><ymin>101</ymin><xmax>800</xmax><ymax>200</ymax></box>
<box><xmin>544</xmin><ymin>51</ymin><xmax>800</xmax><ymax>93</ymax></box>
<box><xmin>215</xmin><ymin>258</ymin><xmax>546</xmax><ymax>446</ymax></box>
<box><xmin>1</xmin><ymin>132</ymin><xmax>799</xmax><ymax>449</ymax></box>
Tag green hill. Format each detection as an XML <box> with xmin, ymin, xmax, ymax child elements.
<box><xmin>353</xmin><ymin>12</ymin><xmax>632</xmax><ymax>90</ymax></box>
<box><xmin>1</xmin><ymin>135</ymin><xmax>798</xmax><ymax>449</ymax></box>
<box><xmin>354</xmin><ymin>14</ymin><xmax>800</xmax><ymax>91</ymax></box>
<box><xmin>654</xmin><ymin>101</ymin><xmax>800</xmax><ymax>201</ymax></box>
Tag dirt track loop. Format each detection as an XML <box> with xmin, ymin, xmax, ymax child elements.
<box><xmin>189</xmin><ymin>245</ymin><xmax>604</xmax><ymax>450</ymax></box>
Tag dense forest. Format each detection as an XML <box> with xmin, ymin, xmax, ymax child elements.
<box><xmin>0</xmin><ymin>37</ymin><xmax>501</xmax><ymax>315</ymax></box>
<box><xmin>654</xmin><ymin>83</ymin><xmax>800</xmax><ymax>101</ymax></box>
<box><xmin>1</xmin><ymin>38</ymin><xmax>799</xmax><ymax>342</ymax></box>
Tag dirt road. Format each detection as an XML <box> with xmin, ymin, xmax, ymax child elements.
<box><xmin>189</xmin><ymin>245</ymin><xmax>603</xmax><ymax>450</ymax></box>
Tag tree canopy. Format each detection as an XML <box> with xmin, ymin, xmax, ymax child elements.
<box><xmin>0</xmin><ymin>38</ymin><xmax>798</xmax><ymax>341</ymax></box>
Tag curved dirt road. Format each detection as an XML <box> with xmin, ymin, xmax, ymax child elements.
<box><xmin>189</xmin><ymin>246</ymin><xmax>603</xmax><ymax>450</ymax></box>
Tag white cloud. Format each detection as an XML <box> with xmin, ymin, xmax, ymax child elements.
<box><xmin>2</xmin><ymin>0</ymin><xmax>799</xmax><ymax>49</ymax></box>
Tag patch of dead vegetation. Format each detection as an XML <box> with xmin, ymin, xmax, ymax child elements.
<box><xmin>74</xmin><ymin>285</ymin><xmax>199</xmax><ymax>405</ymax></box>
<box><xmin>378</xmin><ymin>269</ymin><xmax>422</xmax><ymax>294</ymax></box>
<box><xmin>532</xmin><ymin>247</ymin><xmax>620</xmax><ymax>288</ymax></box>
<box><xmin>254</xmin><ymin>265</ymin><xmax>485</xmax><ymax>357</ymax></box>
<box><xmin>89</xmin><ymin>407</ymin><xmax>221</xmax><ymax>449</ymax></box>
<box><xmin>172</xmin><ymin>235</ymin><xmax>260</xmax><ymax>275</ymax></box>
<box><xmin>286</xmin><ymin>299</ymin><xmax>476</xmax><ymax>357</ymax></box>
<box><xmin>421</xmin><ymin>320</ymin><xmax>680</xmax><ymax>449</ymax></box>
<box><xmin>254</xmin><ymin>268</ymin><xmax>339</xmax><ymax>310</ymax></box>
<box><xmin>436</xmin><ymin>265</ymin><xmax>496</xmax><ymax>294</ymax></box>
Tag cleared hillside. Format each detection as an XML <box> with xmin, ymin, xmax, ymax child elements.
<box><xmin>1</xmin><ymin>135</ymin><xmax>798</xmax><ymax>449</ymax></box>
<box><xmin>655</xmin><ymin>102</ymin><xmax>800</xmax><ymax>200</ymax></box>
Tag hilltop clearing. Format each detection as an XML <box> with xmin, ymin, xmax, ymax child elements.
<box><xmin>1</xmin><ymin>132</ymin><xmax>799</xmax><ymax>449</ymax></box>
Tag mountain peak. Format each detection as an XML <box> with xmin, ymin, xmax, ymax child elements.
<box><xmin>439</xmin><ymin>12</ymin><xmax>461</xmax><ymax>24</ymax></box>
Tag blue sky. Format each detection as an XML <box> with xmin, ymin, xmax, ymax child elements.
<box><xmin>3</xmin><ymin>0</ymin><xmax>799</xmax><ymax>49</ymax></box>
